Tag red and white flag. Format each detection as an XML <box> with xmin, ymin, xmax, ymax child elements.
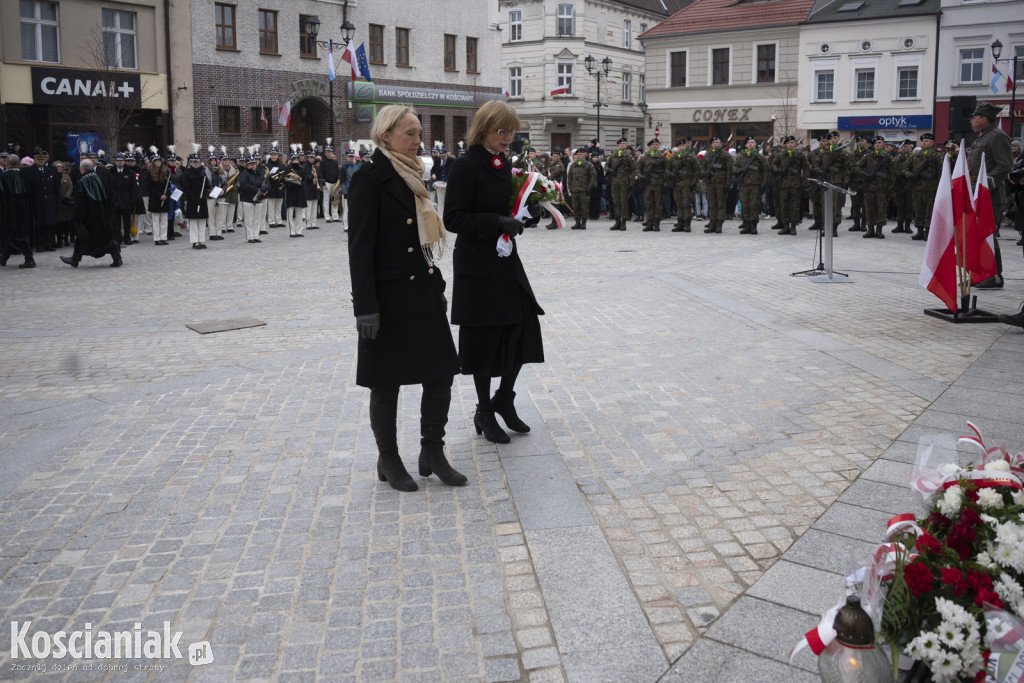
<box><xmin>919</xmin><ymin>153</ymin><xmax>958</xmax><ymax>312</ymax></box>
<box><xmin>341</xmin><ymin>41</ymin><xmax>359</xmax><ymax>81</ymax></box>
<box><xmin>278</xmin><ymin>100</ymin><xmax>292</xmax><ymax>130</ymax></box>
<box><xmin>550</xmin><ymin>85</ymin><xmax>570</xmax><ymax>96</ymax></box>
<box><xmin>501</xmin><ymin>86</ymin><xmax>510</xmax><ymax>99</ymax></box>
<box><xmin>967</xmin><ymin>153</ymin><xmax>998</xmax><ymax>284</ymax></box>
<box><xmin>950</xmin><ymin>141</ymin><xmax>976</xmax><ymax>237</ymax></box>
<box><xmin>260</xmin><ymin>107</ymin><xmax>269</xmax><ymax>131</ymax></box>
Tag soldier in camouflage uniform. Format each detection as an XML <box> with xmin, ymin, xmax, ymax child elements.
<box><xmin>667</xmin><ymin>138</ymin><xmax>701</xmax><ymax>232</ymax></box>
<box><xmin>702</xmin><ymin>137</ymin><xmax>732</xmax><ymax>233</ymax></box>
<box><xmin>567</xmin><ymin>148</ymin><xmax>596</xmax><ymax>230</ymax></box>
<box><xmin>772</xmin><ymin>136</ymin><xmax>808</xmax><ymax>235</ymax></box>
<box><xmin>907</xmin><ymin>133</ymin><xmax>942</xmax><ymax>241</ymax></box>
<box><xmin>818</xmin><ymin>131</ymin><xmax>849</xmax><ymax>234</ymax></box>
<box><xmin>808</xmin><ymin>134</ymin><xmax>829</xmax><ymax>231</ymax></box>
<box><xmin>733</xmin><ymin>137</ymin><xmax>766</xmax><ymax>234</ymax></box>
<box><xmin>891</xmin><ymin>140</ymin><xmax>915</xmax><ymax>234</ymax></box>
<box><xmin>606</xmin><ymin>137</ymin><xmax>636</xmax><ymax>231</ymax></box>
<box><xmin>847</xmin><ymin>136</ymin><xmax>870</xmax><ymax>231</ymax></box>
<box><xmin>637</xmin><ymin>138</ymin><xmax>668</xmax><ymax>231</ymax></box>
<box><xmin>857</xmin><ymin>137</ymin><xmax>893</xmax><ymax>239</ymax></box>
<box><xmin>544</xmin><ymin>151</ymin><xmax>565</xmax><ymax>229</ymax></box>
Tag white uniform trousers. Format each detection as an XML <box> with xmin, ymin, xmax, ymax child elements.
<box><xmin>266</xmin><ymin>198</ymin><xmax>283</xmax><ymax>227</ymax></box>
<box><xmin>241</xmin><ymin>201</ymin><xmax>259</xmax><ymax>241</ymax></box>
<box><xmin>341</xmin><ymin>195</ymin><xmax>349</xmax><ymax>229</ymax></box>
<box><xmin>256</xmin><ymin>199</ymin><xmax>268</xmax><ymax>234</ymax></box>
<box><xmin>214</xmin><ymin>201</ymin><xmax>232</xmax><ymax>235</ymax></box>
<box><xmin>141</xmin><ymin>197</ymin><xmax>151</xmax><ymax>233</ymax></box>
<box><xmin>321</xmin><ymin>186</ymin><xmax>338</xmax><ymax>222</ymax></box>
<box><xmin>288</xmin><ymin>206</ymin><xmax>304</xmax><ymax>236</ymax></box>
<box><xmin>189</xmin><ymin>217</ymin><xmax>208</xmax><ymax>244</ymax></box>
<box><xmin>305</xmin><ymin>199</ymin><xmax>318</xmax><ymax>229</ymax></box>
<box><xmin>150</xmin><ymin>211</ymin><xmax>168</xmax><ymax>242</ymax></box>
<box><xmin>206</xmin><ymin>199</ymin><xmax>221</xmax><ymax>236</ymax></box>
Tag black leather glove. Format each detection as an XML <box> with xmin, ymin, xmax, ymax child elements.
<box><xmin>497</xmin><ymin>215</ymin><xmax>524</xmax><ymax>236</ymax></box>
<box><xmin>356</xmin><ymin>313</ymin><xmax>380</xmax><ymax>340</ymax></box>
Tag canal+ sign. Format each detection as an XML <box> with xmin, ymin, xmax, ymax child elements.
<box><xmin>31</xmin><ymin>67</ymin><xmax>142</xmax><ymax>107</ymax></box>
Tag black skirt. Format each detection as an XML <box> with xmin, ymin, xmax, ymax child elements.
<box><xmin>458</xmin><ymin>291</ymin><xmax>544</xmax><ymax>377</ymax></box>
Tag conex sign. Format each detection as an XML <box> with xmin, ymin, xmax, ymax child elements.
<box><xmin>31</xmin><ymin>67</ymin><xmax>142</xmax><ymax>107</ymax></box>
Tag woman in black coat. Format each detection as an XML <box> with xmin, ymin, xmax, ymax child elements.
<box><xmin>180</xmin><ymin>155</ymin><xmax>209</xmax><ymax>249</ymax></box>
<box><xmin>443</xmin><ymin>100</ymin><xmax>544</xmax><ymax>444</ymax></box>
<box><xmin>348</xmin><ymin>104</ymin><xmax>463</xmax><ymax>492</ymax></box>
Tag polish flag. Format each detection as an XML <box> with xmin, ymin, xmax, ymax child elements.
<box><xmin>919</xmin><ymin>153</ymin><xmax>959</xmax><ymax>312</ymax></box>
<box><xmin>950</xmin><ymin>142</ymin><xmax>976</xmax><ymax>248</ymax></box>
<box><xmin>278</xmin><ymin>100</ymin><xmax>291</xmax><ymax>130</ymax></box>
<box><xmin>501</xmin><ymin>86</ymin><xmax>510</xmax><ymax>99</ymax></box>
<box><xmin>550</xmin><ymin>85</ymin><xmax>570</xmax><ymax>96</ymax></box>
<box><xmin>341</xmin><ymin>41</ymin><xmax>359</xmax><ymax>81</ymax></box>
<box><xmin>967</xmin><ymin>153</ymin><xmax>998</xmax><ymax>284</ymax></box>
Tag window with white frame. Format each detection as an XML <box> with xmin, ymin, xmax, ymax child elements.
<box><xmin>896</xmin><ymin>65</ymin><xmax>919</xmax><ymax>99</ymax></box>
<box><xmin>622</xmin><ymin>71</ymin><xmax>631</xmax><ymax>101</ymax></box>
<box><xmin>854</xmin><ymin>68</ymin><xmax>875</xmax><ymax>100</ymax></box>
<box><xmin>556</xmin><ymin>61</ymin><xmax>574</xmax><ymax>94</ymax></box>
<box><xmin>959</xmin><ymin>48</ymin><xmax>984</xmax><ymax>84</ymax></box>
<box><xmin>811</xmin><ymin>61</ymin><xmax>837</xmax><ymax>102</ymax></box>
<box><xmin>509</xmin><ymin>65</ymin><xmax>522</xmax><ymax>97</ymax></box>
<box><xmin>102</xmin><ymin>9</ymin><xmax>137</xmax><ymax>69</ymax></box>
<box><xmin>556</xmin><ymin>4</ymin><xmax>574</xmax><ymax>37</ymax></box>
<box><xmin>20</xmin><ymin>0</ymin><xmax>60</xmax><ymax>63</ymax></box>
<box><xmin>509</xmin><ymin>9</ymin><xmax>522</xmax><ymax>42</ymax></box>
<box><xmin>639</xmin><ymin>73</ymin><xmax>645</xmax><ymax>102</ymax></box>
<box><xmin>623</xmin><ymin>20</ymin><xmax>631</xmax><ymax>49</ymax></box>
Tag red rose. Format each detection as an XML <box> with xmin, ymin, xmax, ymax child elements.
<box><xmin>940</xmin><ymin>567</ymin><xmax>969</xmax><ymax>596</ymax></box>
<box><xmin>904</xmin><ymin>561</ymin><xmax>934</xmax><ymax>596</ymax></box>
<box><xmin>927</xmin><ymin>511</ymin><xmax>952</xmax><ymax>530</ymax></box>
<box><xmin>960</xmin><ymin>508</ymin><xmax>982</xmax><ymax>527</ymax></box>
<box><xmin>967</xmin><ymin>570</ymin><xmax>993</xmax><ymax>592</ymax></box>
<box><xmin>965</xmin><ymin>487</ymin><xmax>980</xmax><ymax>502</ymax></box>
<box><xmin>917</xmin><ymin>533</ymin><xmax>943</xmax><ymax>554</ymax></box>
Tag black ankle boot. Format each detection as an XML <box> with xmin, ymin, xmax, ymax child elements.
<box><xmin>474</xmin><ymin>404</ymin><xmax>510</xmax><ymax>443</ymax></box>
<box><xmin>418</xmin><ymin>440</ymin><xmax>467</xmax><ymax>486</ymax></box>
<box><xmin>491</xmin><ymin>391</ymin><xmax>530</xmax><ymax>433</ymax></box>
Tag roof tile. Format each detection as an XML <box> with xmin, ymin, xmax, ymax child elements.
<box><xmin>641</xmin><ymin>0</ymin><xmax>818</xmax><ymax>37</ymax></box>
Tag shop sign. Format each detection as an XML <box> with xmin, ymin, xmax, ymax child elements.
<box><xmin>346</xmin><ymin>82</ymin><xmax>503</xmax><ymax>108</ymax></box>
<box><xmin>31</xmin><ymin>67</ymin><xmax>141</xmax><ymax>107</ymax></box>
<box><xmin>690</xmin><ymin>108</ymin><xmax>753</xmax><ymax>122</ymax></box>
<box><xmin>837</xmin><ymin>114</ymin><xmax>932</xmax><ymax>130</ymax></box>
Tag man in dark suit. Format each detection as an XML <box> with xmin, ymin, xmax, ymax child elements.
<box><xmin>108</xmin><ymin>153</ymin><xmax>137</xmax><ymax>245</ymax></box>
<box><xmin>21</xmin><ymin>149</ymin><xmax>62</xmax><ymax>251</ymax></box>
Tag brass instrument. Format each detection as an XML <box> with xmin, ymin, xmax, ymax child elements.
<box><xmin>283</xmin><ymin>170</ymin><xmax>303</xmax><ymax>185</ymax></box>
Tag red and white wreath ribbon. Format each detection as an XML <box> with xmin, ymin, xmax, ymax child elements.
<box><xmin>790</xmin><ymin>603</ymin><xmax>841</xmax><ymax>664</ymax></box>
<box><xmin>960</xmin><ymin>421</ymin><xmax>1024</xmax><ymax>477</ymax></box>
<box><xmin>508</xmin><ymin>171</ymin><xmax>567</xmax><ymax>230</ymax></box>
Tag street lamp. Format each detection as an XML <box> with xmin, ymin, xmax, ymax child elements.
<box><xmin>638</xmin><ymin>100</ymin><xmax>653</xmax><ymax>128</ymax></box>
<box><xmin>584</xmin><ymin>54</ymin><xmax>612</xmax><ymax>147</ymax></box>
<box><xmin>991</xmin><ymin>39</ymin><xmax>1018</xmax><ymax>140</ymax></box>
<box><xmin>305</xmin><ymin>5</ymin><xmax>356</xmax><ymax>142</ymax></box>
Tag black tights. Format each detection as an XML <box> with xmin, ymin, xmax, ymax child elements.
<box><xmin>473</xmin><ymin>364</ymin><xmax>521</xmax><ymax>407</ymax></box>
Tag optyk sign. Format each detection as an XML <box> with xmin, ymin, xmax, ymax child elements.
<box><xmin>31</xmin><ymin>67</ymin><xmax>142</xmax><ymax>107</ymax></box>
<box><xmin>837</xmin><ymin>114</ymin><xmax>933</xmax><ymax>130</ymax></box>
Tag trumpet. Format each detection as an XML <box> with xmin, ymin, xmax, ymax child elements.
<box><xmin>283</xmin><ymin>170</ymin><xmax>303</xmax><ymax>185</ymax></box>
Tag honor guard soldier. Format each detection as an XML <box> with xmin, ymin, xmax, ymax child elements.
<box><xmin>637</xmin><ymin>138</ymin><xmax>668</xmax><ymax>231</ymax></box>
<box><xmin>892</xmin><ymin>140</ymin><xmax>915</xmax><ymax>234</ymax></box>
<box><xmin>607</xmin><ymin>137</ymin><xmax>637</xmax><ymax>231</ymax></box>
<box><xmin>907</xmin><ymin>133</ymin><xmax>942</xmax><ymax>241</ymax></box>
<box><xmin>544</xmin><ymin>151</ymin><xmax>566</xmax><ymax>229</ymax></box>
<box><xmin>265</xmin><ymin>142</ymin><xmax>286</xmax><ymax>228</ymax></box>
<box><xmin>702</xmin><ymin>137</ymin><xmax>733</xmax><ymax>233</ymax></box>
<box><xmin>567</xmin><ymin>148</ymin><xmax>596</xmax><ymax>230</ymax></box>
<box><xmin>808</xmin><ymin>135</ymin><xmax>829</xmax><ymax>231</ymax></box>
<box><xmin>818</xmin><ymin>131</ymin><xmax>849</xmax><ymax>233</ymax></box>
<box><xmin>667</xmin><ymin>138</ymin><xmax>700</xmax><ymax>232</ymax></box>
<box><xmin>733</xmin><ymin>137</ymin><xmax>766</xmax><ymax>235</ymax></box>
<box><xmin>772</xmin><ymin>136</ymin><xmax>808</xmax><ymax>235</ymax></box>
<box><xmin>969</xmin><ymin>101</ymin><xmax>1013</xmax><ymax>289</ymax></box>
<box><xmin>857</xmin><ymin>136</ymin><xmax>893</xmax><ymax>239</ymax></box>
<box><xmin>847</xmin><ymin>136</ymin><xmax>871</xmax><ymax>231</ymax></box>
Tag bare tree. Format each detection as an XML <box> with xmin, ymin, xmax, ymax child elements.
<box><xmin>79</xmin><ymin>27</ymin><xmax>163</xmax><ymax>151</ymax></box>
<box><xmin>770</xmin><ymin>72</ymin><xmax>799</xmax><ymax>140</ymax></box>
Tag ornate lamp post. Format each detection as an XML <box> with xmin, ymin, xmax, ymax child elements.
<box><xmin>991</xmin><ymin>39</ymin><xmax>1018</xmax><ymax>140</ymax></box>
<box><xmin>638</xmin><ymin>100</ymin><xmax>653</xmax><ymax>129</ymax></box>
<box><xmin>305</xmin><ymin>8</ymin><xmax>356</xmax><ymax>142</ymax></box>
<box><xmin>584</xmin><ymin>54</ymin><xmax>612</xmax><ymax>147</ymax></box>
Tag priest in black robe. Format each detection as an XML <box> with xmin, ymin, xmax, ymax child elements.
<box><xmin>60</xmin><ymin>160</ymin><xmax>122</xmax><ymax>268</ymax></box>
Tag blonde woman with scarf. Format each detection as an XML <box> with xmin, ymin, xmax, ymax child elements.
<box><xmin>348</xmin><ymin>104</ymin><xmax>464</xmax><ymax>492</ymax></box>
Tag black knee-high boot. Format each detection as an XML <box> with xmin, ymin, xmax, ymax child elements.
<box><xmin>418</xmin><ymin>376</ymin><xmax>466</xmax><ymax>486</ymax></box>
<box><xmin>369</xmin><ymin>386</ymin><xmax>417</xmax><ymax>492</ymax></box>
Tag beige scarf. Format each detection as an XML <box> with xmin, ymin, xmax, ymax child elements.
<box><xmin>381</xmin><ymin>148</ymin><xmax>447</xmax><ymax>267</ymax></box>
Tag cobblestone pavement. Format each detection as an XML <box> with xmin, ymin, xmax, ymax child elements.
<box><xmin>0</xmin><ymin>216</ymin><xmax>1021</xmax><ymax>681</ymax></box>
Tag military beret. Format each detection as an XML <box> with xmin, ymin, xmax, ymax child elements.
<box><xmin>617</xmin><ymin>137</ymin><xmax>628</xmax><ymax>143</ymax></box>
<box><xmin>972</xmin><ymin>101</ymin><xmax>1001</xmax><ymax>120</ymax></box>
<box><xmin>683</xmin><ymin>136</ymin><xmax>693</xmax><ymax>142</ymax></box>
<box><xmin>829</xmin><ymin>130</ymin><xmax>840</xmax><ymax>137</ymax></box>
<box><xmin>647</xmin><ymin>138</ymin><xmax>660</xmax><ymax>146</ymax></box>
<box><xmin>875</xmin><ymin>136</ymin><xmax>886</xmax><ymax>143</ymax></box>
<box><xmin>901</xmin><ymin>139</ymin><xmax>914</xmax><ymax>146</ymax></box>
<box><xmin>920</xmin><ymin>133</ymin><xmax>934</xmax><ymax>141</ymax></box>
<box><xmin>710</xmin><ymin>136</ymin><xmax>722</xmax><ymax>143</ymax></box>
<box><xmin>745</xmin><ymin>136</ymin><xmax>756</xmax><ymax>143</ymax></box>
<box><xmin>783</xmin><ymin>135</ymin><xmax>795</xmax><ymax>143</ymax></box>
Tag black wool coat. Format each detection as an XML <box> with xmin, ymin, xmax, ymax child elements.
<box><xmin>442</xmin><ymin>145</ymin><xmax>543</xmax><ymax>327</ymax></box>
<box><xmin>107</xmin><ymin>167</ymin><xmax>136</xmax><ymax>212</ymax></box>
<box><xmin>21</xmin><ymin>163</ymin><xmax>61</xmax><ymax>227</ymax></box>
<box><xmin>347</xmin><ymin>148</ymin><xmax>459</xmax><ymax>388</ymax></box>
<box><xmin>179</xmin><ymin>166</ymin><xmax>208</xmax><ymax>219</ymax></box>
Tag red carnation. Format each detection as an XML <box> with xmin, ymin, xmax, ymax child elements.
<box><xmin>965</xmin><ymin>487</ymin><xmax>980</xmax><ymax>502</ymax></box>
<box><xmin>940</xmin><ymin>567</ymin><xmax>969</xmax><ymax>596</ymax></box>
<box><xmin>917</xmin><ymin>533</ymin><xmax>943</xmax><ymax>554</ymax></box>
<box><xmin>975</xmin><ymin>588</ymin><xmax>1003</xmax><ymax>609</ymax></box>
<box><xmin>967</xmin><ymin>570</ymin><xmax>993</xmax><ymax>592</ymax></box>
<box><xmin>926</xmin><ymin>511</ymin><xmax>951</xmax><ymax>530</ymax></box>
<box><xmin>904</xmin><ymin>561</ymin><xmax>934</xmax><ymax>596</ymax></box>
<box><xmin>960</xmin><ymin>508</ymin><xmax>982</xmax><ymax>527</ymax></box>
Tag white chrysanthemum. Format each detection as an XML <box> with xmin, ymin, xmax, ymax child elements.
<box><xmin>985</xmin><ymin>459</ymin><xmax>1011</xmax><ymax>472</ymax></box>
<box><xmin>936</xmin><ymin>622</ymin><xmax>965</xmax><ymax>650</ymax></box>
<box><xmin>935</xmin><ymin>597</ymin><xmax>971</xmax><ymax>627</ymax></box>
<box><xmin>976</xmin><ymin>551</ymin><xmax>993</xmax><ymax>566</ymax></box>
<box><xmin>939</xmin><ymin>486</ymin><xmax>964</xmax><ymax>515</ymax></box>
<box><xmin>929</xmin><ymin>651</ymin><xmax>964</xmax><ymax>682</ymax></box>
<box><xmin>939</xmin><ymin>463</ymin><xmax>962</xmax><ymax>477</ymax></box>
<box><xmin>978</xmin><ymin>487</ymin><xmax>1005</xmax><ymax>509</ymax></box>
<box><xmin>1012</xmin><ymin>488</ymin><xmax>1024</xmax><ymax>506</ymax></box>
<box><xmin>907</xmin><ymin>631</ymin><xmax>940</xmax><ymax>660</ymax></box>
